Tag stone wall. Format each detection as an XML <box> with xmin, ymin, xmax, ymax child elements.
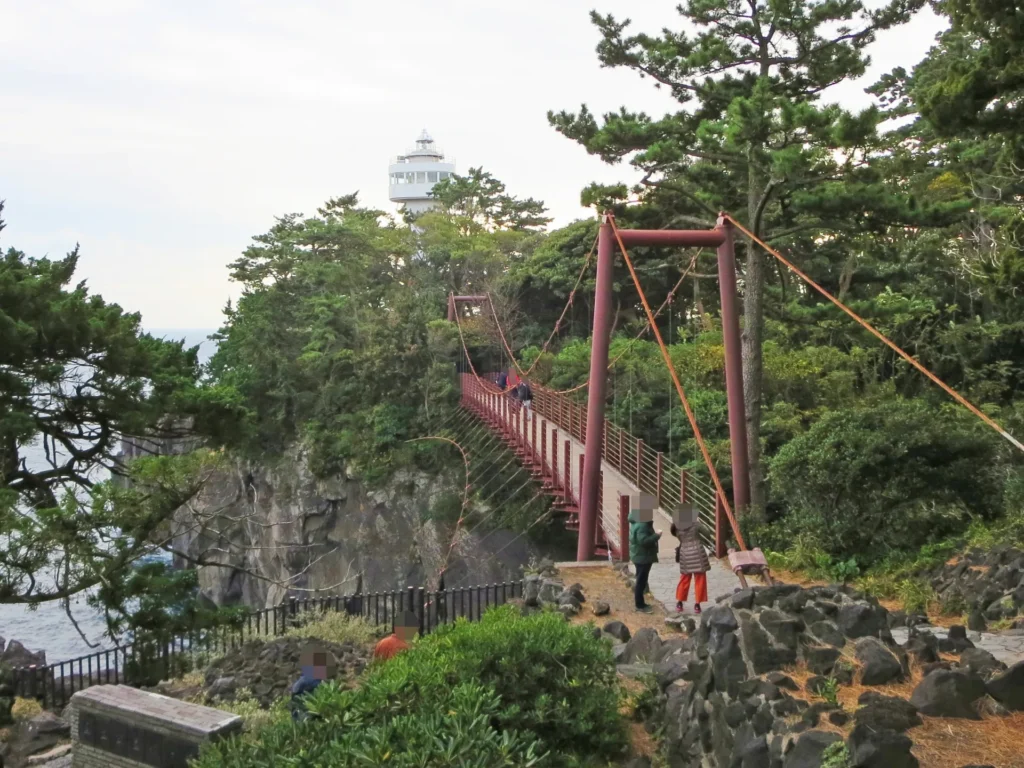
<box><xmin>68</xmin><ymin>685</ymin><xmax>241</xmax><ymax>768</ymax></box>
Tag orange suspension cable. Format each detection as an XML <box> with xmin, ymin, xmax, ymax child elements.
<box><xmin>451</xmin><ymin>295</ymin><xmax>501</xmax><ymax>393</ymax></box>
<box><xmin>724</xmin><ymin>215</ymin><xmax>1024</xmax><ymax>455</ymax></box>
<box><xmin>552</xmin><ymin>250</ymin><xmax>701</xmax><ymax>394</ymax></box>
<box><xmin>610</xmin><ymin>217</ymin><xmax>747</xmax><ymax>550</ymax></box>
<box><xmin>487</xmin><ymin>232</ymin><xmax>598</xmax><ymax>380</ymax></box>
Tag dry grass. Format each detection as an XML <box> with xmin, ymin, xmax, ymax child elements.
<box><xmin>783</xmin><ymin>660</ymin><xmax>1024</xmax><ymax>767</ymax></box>
<box><xmin>560</xmin><ymin>565</ymin><xmax>679</xmax><ymax>635</ymax></box>
<box><xmin>910</xmin><ymin>712</ymin><xmax>1024</xmax><ymax>768</ymax></box>
<box><xmin>772</xmin><ymin>568</ymin><xmax>828</xmax><ymax>589</ymax></box>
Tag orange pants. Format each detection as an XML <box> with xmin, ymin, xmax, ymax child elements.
<box><xmin>676</xmin><ymin>572</ymin><xmax>708</xmax><ymax>604</ymax></box>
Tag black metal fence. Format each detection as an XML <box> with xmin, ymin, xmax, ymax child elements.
<box><xmin>12</xmin><ymin>581</ymin><xmax>523</xmax><ymax>711</ymax></box>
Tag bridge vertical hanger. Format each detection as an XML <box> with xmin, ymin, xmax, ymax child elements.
<box><xmin>577</xmin><ymin>215</ymin><xmax>616</xmax><ymax>561</ymax></box>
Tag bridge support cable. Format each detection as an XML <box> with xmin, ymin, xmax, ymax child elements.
<box><xmin>551</xmin><ymin>250</ymin><xmax>700</xmax><ymax>395</ymax></box>
<box><xmin>609</xmin><ymin>216</ymin><xmax>748</xmax><ymax>552</ymax></box>
<box><xmin>724</xmin><ymin>216</ymin><xmax>1024</xmax><ymax>455</ymax></box>
<box><xmin>485</xmin><ymin>233</ymin><xmax>598</xmax><ymax>381</ymax></box>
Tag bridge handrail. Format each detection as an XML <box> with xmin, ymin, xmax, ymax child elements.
<box><xmin>471</xmin><ymin>374</ymin><xmax>721</xmax><ymax>550</ymax></box>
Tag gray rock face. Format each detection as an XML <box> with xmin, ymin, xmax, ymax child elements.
<box><xmin>855</xmin><ymin>637</ymin><xmax>904</xmax><ymax>686</ymax></box>
<box><xmin>986</xmin><ymin>660</ymin><xmax>1024</xmax><ymax>710</ymax></box>
<box><xmin>602</xmin><ymin>620</ymin><xmax>631</xmax><ymax>643</ymax></box>
<box><xmin>802</xmin><ymin>645</ymin><xmax>841</xmax><ymax>676</ymax></box>
<box><xmin>848</xmin><ymin>723</ymin><xmax>919</xmax><ymax>768</ymax></box>
<box><xmin>621</xmin><ymin>627</ymin><xmax>663</xmax><ymax>663</ymax></box>
<box><xmin>739</xmin><ymin>613</ymin><xmax>797</xmax><ymax>674</ymax></box>
<box><xmin>808</xmin><ymin>621</ymin><xmax>845</xmax><ymax>648</ymax></box>
<box><xmin>855</xmin><ymin>692</ymin><xmax>921</xmax><ymax>732</ymax></box>
<box><xmin>1</xmin><ymin>640</ymin><xmax>46</xmax><ymax>669</ymax></box>
<box><xmin>837</xmin><ymin>602</ymin><xmax>886</xmax><ymax>639</ymax></box>
<box><xmin>959</xmin><ymin>648</ymin><xmax>1006</xmax><ymax>680</ymax></box>
<box><xmin>170</xmin><ymin>453</ymin><xmax>534</xmax><ymax>607</ymax></box>
<box><xmin>910</xmin><ymin>669</ymin><xmax>987</xmax><ymax>719</ymax></box>
<box><xmin>783</xmin><ymin>730</ymin><xmax>841</xmax><ymax>768</ymax></box>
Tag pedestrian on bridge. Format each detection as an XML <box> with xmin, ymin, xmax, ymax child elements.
<box><xmin>671</xmin><ymin>513</ymin><xmax>710</xmax><ymax>615</ymax></box>
<box><xmin>628</xmin><ymin>499</ymin><xmax>661</xmax><ymax>613</ymax></box>
<box><xmin>497</xmin><ymin>371</ymin><xmax>508</xmax><ymax>391</ymax></box>
<box><xmin>517</xmin><ymin>380</ymin><xmax>533</xmax><ymax>410</ymax></box>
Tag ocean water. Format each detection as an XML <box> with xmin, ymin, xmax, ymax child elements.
<box><xmin>0</xmin><ymin>329</ymin><xmax>217</xmax><ymax>664</ymax></box>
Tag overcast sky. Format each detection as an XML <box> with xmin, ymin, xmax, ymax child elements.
<box><xmin>1</xmin><ymin>1</ymin><xmax>947</xmax><ymax>329</ymax></box>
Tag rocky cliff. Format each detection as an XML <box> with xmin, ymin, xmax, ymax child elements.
<box><xmin>171</xmin><ymin>448</ymin><xmax>539</xmax><ymax>609</ymax></box>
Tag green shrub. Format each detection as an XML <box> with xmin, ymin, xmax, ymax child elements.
<box><xmin>194</xmin><ymin>682</ymin><xmax>549</xmax><ymax>767</ymax></box>
<box><xmin>194</xmin><ymin>605</ymin><xmax>627</xmax><ymax>767</ymax></box>
<box><xmin>769</xmin><ymin>399</ymin><xmax>1000</xmax><ymax>566</ymax></box>
<box><xmin>821</xmin><ymin>741</ymin><xmax>851</xmax><ymax>768</ymax></box>
<box><xmin>816</xmin><ymin>677</ymin><xmax>840</xmax><ymax>707</ymax></box>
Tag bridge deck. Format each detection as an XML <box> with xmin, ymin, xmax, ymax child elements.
<box><xmin>461</xmin><ymin>377</ymin><xmax>738</xmax><ymax>612</ymax></box>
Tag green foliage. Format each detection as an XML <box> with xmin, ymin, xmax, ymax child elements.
<box><xmin>278</xmin><ymin>610</ymin><xmax>382</xmax><ymax>647</ymax></box>
<box><xmin>0</xmin><ymin>202</ymin><xmax>242</xmax><ymax>608</ymax></box>
<box><xmin>95</xmin><ymin>559</ymin><xmax>247</xmax><ymax>650</ymax></box>
<box><xmin>208</xmin><ymin>195</ymin><xmax>462</xmax><ymax>483</ymax></box>
<box><xmin>768</xmin><ymin>399</ymin><xmax>1000</xmax><ymax>565</ymax></box>
<box><xmin>821</xmin><ymin>741</ymin><xmax>852</xmax><ymax>768</ymax></box>
<box><xmin>196</xmin><ymin>605</ymin><xmax>627</xmax><ymax>767</ymax></box>
<box><xmin>816</xmin><ymin>677</ymin><xmax>841</xmax><ymax>708</ymax></box>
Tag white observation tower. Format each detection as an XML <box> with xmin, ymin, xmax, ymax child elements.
<box><xmin>388</xmin><ymin>130</ymin><xmax>456</xmax><ymax>215</ymax></box>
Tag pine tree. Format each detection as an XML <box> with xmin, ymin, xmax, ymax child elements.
<box><xmin>549</xmin><ymin>0</ymin><xmax>924</xmax><ymax>511</ymax></box>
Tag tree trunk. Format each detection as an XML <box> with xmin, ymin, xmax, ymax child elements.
<box><xmin>742</xmin><ymin>173</ymin><xmax>767</xmax><ymax>515</ymax></box>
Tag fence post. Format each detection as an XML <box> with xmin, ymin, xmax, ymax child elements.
<box><xmin>619</xmin><ymin>494</ymin><xmax>630</xmax><ymax>562</ymax></box>
<box><xmin>656</xmin><ymin>452</ymin><xmax>664</xmax><ymax>505</ymax></box>
<box><xmin>417</xmin><ymin>586</ymin><xmax>426</xmax><ymax>636</ymax></box>
<box><xmin>437</xmin><ymin>575</ymin><xmax>447</xmax><ymax>627</ymax></box>
<box><xmin>618</xmin><ymin>429</ymin><xmax>624</xmax><ymax>471</ymax></box>
<box><xmin>636</xmin><ymin>439</ymin><xmax>644</xmax><ymax>487</ymax></box>
<box><xmin>680</xmin><ymin>468</ymin><xmax>688</xmax><ymax>504</ymax></box>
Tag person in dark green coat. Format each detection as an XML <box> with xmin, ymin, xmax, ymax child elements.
<box><xmin>628</xmin><ymin>506</ymin><xmax>661</xmax><ymax>612</ymax></box>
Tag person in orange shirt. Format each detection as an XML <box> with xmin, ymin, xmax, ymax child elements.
<box><xmin>373</xmin><ymin>610</ymin><xmax>418</xmax><ymax>661</ymax></box>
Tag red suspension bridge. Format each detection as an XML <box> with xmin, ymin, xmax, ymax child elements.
<box><xmin>443</xmin><ymin>212</ymin><xmax>1024</xmax><ymax>603</ymax></box>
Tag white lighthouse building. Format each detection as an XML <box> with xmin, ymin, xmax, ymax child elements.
<box><xmin>388</xmin><ymin>130</ymin><xmax>456</xmax><ymax>215</ymax></box>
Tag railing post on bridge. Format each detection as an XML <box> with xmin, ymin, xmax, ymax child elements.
<box><xmin>618</xmin><ymin>429</ymin><xmax>624</xmax><ymax>472</ymax></box>
<box><xmin>715</xmin><ymin>495</ymin><xmax>727</xmax><ymax>559</ymax></box>
<box><xmin>551</xmin><ymin>428</ymin><xmax>559</xmax><ymax>488</ymax></box>
<box><xmin>564</xmin><ymin>441</ymin><xmax>572</xmax><ymax>501</ymax></box>
<box><xmin>618</xmin><ymin>494</ymin><xmax>629</xmax><ymax>562</ymax></box>
<box><xmin>656</xmin><ymin>452</ymin><xmax>664</xmax><ymax>506</ymax></box>
<box><xmin>531</xmin><ymin>412</ymin><xmax>537</xmax><ymax>461</ymax></box>
<box><xmin>680</xmin><ymin>468</ymin><xmax>688</xmax><ymax>505</ymax></box>
<box><xmin>635</xmin><ymin>439</ymin><xmax>644</xmax><ymax>488</ymax></box>
<box><xmin>541</xmin><ymin>420</ymin><xmax>547</xmax><ymax>473</ymax></box>
<box><xmin>578</xmin><ymin>454</ymin><xmax>585</xmax><ymax>507</ymax></box>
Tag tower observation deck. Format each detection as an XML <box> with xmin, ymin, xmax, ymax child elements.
<box><xmin>388</xmin><ymin>130</ymin><xmax>456</xmax><ymax>215</ymax></box>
